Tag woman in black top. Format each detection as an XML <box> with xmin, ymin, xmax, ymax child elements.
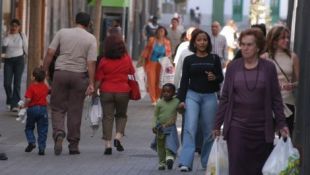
<box><xmin>177</xmin><ymin>29</ymin><xmax>223</xmax><ymax>172</ymax></box>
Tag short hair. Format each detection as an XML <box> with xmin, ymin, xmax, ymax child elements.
<box><xmin>10</xmin><ymin>19</ymin><xmax>21</xmax><ymax>26</ymax></box>
<box><xmin>155</xmin><ymin>26</ymin><xmax>168</xmax><ymax>37</ymax></box>
<box><xmin>251</xmin><ymin>23</ymin><xmax>266</xmax><ymax>37</ymax></box>
<box><xmin>32</xmin><ymin>67</ymin><xmax>46</xmax><ymax>82</ymax></box>
<box><xmin>238</xmin><ymin>28</ymin><xmax>266</xmax><ymax>55</ymax></box>
<box><xmin>189</xmin><ymin>29</ymin><xmax>212</xmax><ymax>54</ymax></box>
<box><xmin>103</xmin><ymin>34</ymin><xmax>127</xmax><ymax>59</ymax></box>
<box><xmin>75</xmin><ymin>12</ymin><xmax>91</xmax><ymax>27</ymax></box>
<box><xmin>162</xmin><ymin>83</ymin><xmax>176</xmax><ymax>92</ymax></box>
<box><xmin>171</xmin><ymin>17</ymin><xmax>179</xmax><ymax>23</ymax></box>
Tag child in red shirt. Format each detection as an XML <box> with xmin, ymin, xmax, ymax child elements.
<box><xmin>21</xmin><ymin>68</ymin><xmax>49</xmax><ymax>155</ymax></box>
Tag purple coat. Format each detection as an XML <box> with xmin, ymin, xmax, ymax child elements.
<box><xmin>214</xmin><ymin>58</ymin><xmax>287</xmax><ymax>143</ymax></box>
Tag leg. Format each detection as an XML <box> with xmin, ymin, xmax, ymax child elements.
<box><xmin>3</xmin><ymin>59</ymin><xmax>14</xmax><ymax>106</ymax></box>
<box><xmin>157</xmin><ymin>134</ymin><xmax>166</xmax><ymax>168</ymax></box>
<box><xmin>100</xmin><ymin>93</ymin><xmax>115</xmax><ymax>146</ymax></box>
<box><xmin>200</xmin><ymin>93</ymin><xmax>218</xmax><ymax>168</ymax></box>
<box><xmin>166</xmin><ymin>148</ymin><xmax>175</xmax><ymax>170</ymax></box>
<box><xmin>66</xmin><ymin>72</ymin><xmax>88</xmax><ymax>151</ymax></box>
<box><xmin>146</xmin><ymin>62</ymin><xmax>160</xmax><ymax>104</ymax></box>
<box><xmin>11</xmin><ymin>56</ymin><xmax>24</xmax><ymax>108</ymax></box>
<box><xmin>25</xmin><ymin>108</ymin><xmax>37</xmax><ymax>145</ymax></box>
<box><xmin>50</xmin><ymin>71</ymin><xmax>69</xmax><ymax>139</ymax></box>
<box><xmin>114</xmin><ymin>93</ymin><xmax>129</xmax><ymax>139</ymax></box>
<box><xmin>36</xmin><ymin>107</ymin><xmax>48</xmax><ymax>151</ymax></box>
<box><xmin>178</xmin><ymin>90</ymin><xmax>200</xmax><ymax>169</ymax></box>
<box><xmin>285</xmin><ymin>104</ymin><xmax>295</xmax><ymax>137</ymax></box>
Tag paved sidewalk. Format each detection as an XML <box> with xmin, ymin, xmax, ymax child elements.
<box><xmin>0</xmin><ymin>67</ymin><xmax>206</xmax><ymax>175</ymax></box>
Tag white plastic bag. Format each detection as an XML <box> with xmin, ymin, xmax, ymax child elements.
<box><xmin>135</xmin><ymin>67</ymin><xmax>147</xmax><ymax>99</ymax></box>
<box><xmin>262</xmin><ymin>137</ymin><xmax>300</xmax><ymax>175</ymax></box>
<box><xmin>89</xmin><ymin>97</ymin><xmax>102</xmax><ymax>126</ymax></box>
<box><xmin>206</xmin><ymin>136</ymin><xmax>229</xmax><ymax>175</ymax></box>
<box><xmin>84</xmin><ymin>96</ymin><xmax>103</xmax><ymax>137</ymax></box>
<box><xmin>159</xmin><ymin>56</ymin><xmax>175</xmax><ymax>87</ymax></box>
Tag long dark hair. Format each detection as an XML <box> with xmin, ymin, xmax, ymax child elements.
<box><xmin>103</xmin><ymin>34</ymin><xmax>127</xmax><ymax>59</ymax></box>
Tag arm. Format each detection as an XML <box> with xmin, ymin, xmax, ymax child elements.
<box><xmin>21</xmin><ymin>33</ymin><xmax>28</xmax><ymax>55</ymax></box>
<box><xmin>86</xmin><ymin>60</ymin><xmax>96</xmax><ymax>96</ymax></box>
<box><xmin>177</xmin><ymin>56</ymin><xmax>190</xmax><ymax>102</ymax></box>
<box><xmin>213</xmin><ymin>65</ymin><xmax>231</xmax><ymax>130</ymax></box>
<box><xmin>43</xmin><ymin>48</ymin><xmax>56</xmax><ymax>72</ymax></box>
<box><xmin>270</xmin><ymin>64</ymin><xmax>287</xmax><ymax>131</ymax></box>
<box><xmin>292</xmin><ymin>52</ymin><xmax>300</xmax><ymax>86</ymax></box>
<box><xmin>152</xmin><ymin>104</ymin><xmax>160</xmax><ymax>128</ymax></box>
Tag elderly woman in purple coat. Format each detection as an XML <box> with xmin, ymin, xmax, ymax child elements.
<box><xmin>212</xmin><ymin>28</ymin><xmax>289</xmax><ymax>175</ymax></box>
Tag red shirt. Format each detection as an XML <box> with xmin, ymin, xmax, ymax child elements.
<box><xmin>25</xmin><ymin>82</ymin><xmax>49</xmax><ymax>107</ymax></box>
<box><xmin>95</xmin><ymin>54</ymin><xmax>135</xmax><ymax>93</ymax></box>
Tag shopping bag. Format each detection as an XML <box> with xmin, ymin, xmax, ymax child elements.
<box><xmin>159</xmin><ymin>56</ymin><xmax>175</xmax><ymax>87</ymax></box>
<box><xmin>262</xmin><ymin>137</ymin><xmax>300</xmax><ymax>175</ymax></box>
<box><xmin>206</xmin><ymin>136</ymin><xmax>229</xmax><ymax>175</ymax></box>
<box><xmin>88</xmin><ymin>96</ymin><xmax>102</xmax><ymax>126</ymax></box>
<box><xmin>135</xmin><ymin>67</ymin><xmax>147</xmax><ymax>99</ymax></box>
<box><xmin>128</xmin><ymin>74</ymin><xmax>141</xmax><ymax>100</ymax></box>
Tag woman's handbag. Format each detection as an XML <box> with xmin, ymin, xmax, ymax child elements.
<box><xmin>128</xmin><ymin>74</ymin><xmax>141</xmax><ymax>100</ymax></box>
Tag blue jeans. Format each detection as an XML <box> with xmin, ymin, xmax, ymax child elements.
<box><xmin>25</xmin><ymin>106</ymin><xmax>48</xmax><ymax>150</ymax></box>
<box><xmin>3</xmin><ymin>56</ymin><xmax>25</xmax><ymax>108</ymax></box>
<box><xmin>179</xmin><ymin>90</ymin><xmax>218</xmax><ymax>169</ymax></box>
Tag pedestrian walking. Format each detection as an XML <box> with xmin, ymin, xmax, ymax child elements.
<box><xmin>43</xmin><ymin>12</ymin><xmax>97</xmax><ymax>155</ymax></box>
<box><xmin>139</xmin><ymin>26</ymin><xmax>171</xmax><ymax>106</ymax></box>
<box><xmin>151</xmin><ymin>83</ymin><xmax>180</xmax><ymax>170</ymax></box>
<box><xmin>177</xmin><ymin>29</ymin><xmax>223</xmax><ymax>172</ymax></box>
<box><xmin>210</xmin><ymin>21</ymin><xmax>228</xmax><ymax>68</ymax></box>
<box><xmin>2</xmin><ymin>19</ymin><xmax>28</xmax><ymax>112</ymax></box>
<box><xmin>212</xmin><ymin>28</ymin><xmax>289</xmax><ymax>175</ymax></box>
<box><xmin>95</xmin><ymin>34</ymin><xmax>135</xmax><ymax>155</ymax></box>
<box><xmin>20</xmin><ymin>68</ymin><xmax>49</xmax><ymax>156</ymax></box>
<box><xmin>167</xmin><ymin>17</ymin><xmax>184</xmax><ymax>57</ymax></box>
<box><xmin>266</xmin><ymin>26</ymin><xmax>300</xmax><ymax>136</ymax></box>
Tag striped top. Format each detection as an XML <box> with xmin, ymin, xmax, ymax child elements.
<box><xmin>210</xmin><ymin>34</ymin><xmax>227</xmax><ymax>64</ymax></box>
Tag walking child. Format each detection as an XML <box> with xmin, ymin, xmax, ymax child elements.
<box><xmin>21</xmin><ymin>67</ymin><xmax>49</xmax><ymax>155</ymax></box>
<box><xmin>152</xmin><ymin>83</ymin><xmax>180</xmax><ymax>170</ymax></box>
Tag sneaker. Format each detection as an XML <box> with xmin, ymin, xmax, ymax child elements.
<box><xmin>180</xmin><ymin>165</ymin><xmax>190</xmax><ymax>172</ymax></box>
<box><xmin>38</xmin><ymin>150</ymin><xmax>45</xmax><ymax>156</ymax></box>
<box><xmin>69</xmin><ymin>150</ymin><xmax>80</xmax><ymax>155</ymax></box>
<box><xmin>166</xmin><ymin>159</ymin><xmax>174</xmax><ymax>170</ymax></box>
<box><xmin>0</xmin><ymin>153</ymin><xmax>8</xmax><ymax>160</ymax></box>
<box><xmin>25</xmin><ymin>143</ymin><xmax>36</xmax><ymax>152</ymax></box>
<box><xmin>11</xmin><ymin>107</ymin><xmax>19</xmax><ymax>112</ymax></box>
<box><xmin>54</xmin><ymin>135</ymin><xmax>64</xmax><ymax>155</ymax></box>
<box><xmin>158</xmin><ymin>165</ymin><xmax>165</xmax><ymax>170</ymax></box>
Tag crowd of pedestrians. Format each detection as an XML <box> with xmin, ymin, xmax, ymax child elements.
<box><xmin>0</xmin><ymin>10</ymin><xmax>300</xmax><ymax>175</ymax></box>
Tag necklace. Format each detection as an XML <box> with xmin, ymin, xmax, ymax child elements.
<box><xmin>243</xmin><ymin>61</ymin><xmax>260</xmax><ymax>91</ymax></box>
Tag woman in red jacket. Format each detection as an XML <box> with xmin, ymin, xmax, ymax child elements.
<box><xmin>95</xmin><ymin>34</ymin><xmax>135</xmax><ymax>155</ymax></box>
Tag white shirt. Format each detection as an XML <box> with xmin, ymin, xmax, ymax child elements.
<box><xmin>173</xmin><ymin>41</ymin><xmax>193</xmax><ymax>88</ymax></box>
<box><xmin>3</xmin><ymin>32</ymin><xmax>28</xmax><ymax>58</ymax></box>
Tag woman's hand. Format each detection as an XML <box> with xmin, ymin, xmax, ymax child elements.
<box><xmin>212</xmin><ymin>129</ymin><xmax>221</xmax><ymax>139</ymax></box>
<box><xmin>205</xmin><ymin>71</ymin><xmax>216</xmax><ymax>81</ymax></box>
<box><xmin>279</xmin><ymin>126</ymin><xmax>290</xmax><ymax>138</ymax></box>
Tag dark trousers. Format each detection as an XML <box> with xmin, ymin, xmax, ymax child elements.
<box><xmin>50</xmin><ymin>70</ymin><xmax>88</xmax><ymax>150</ymax></box>
<box><xmin>286</xmin><ymin>104</ymin><xmax>295</xmax><ymax>137</ymax></box>
<box><xmin>3</xmin><ymin>56</ymin><xmax>24</xmax><ymax>108</ymax></box>
<box><xmin>25</xmin><ymin>106</ymin><xmax>48</xmax><ymax>150</ymax></box>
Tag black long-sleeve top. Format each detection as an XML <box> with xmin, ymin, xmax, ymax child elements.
<box><xmin>177</xmin><ymin>54</ymin><xmax>224</xmax><ymax>102</ymax></box>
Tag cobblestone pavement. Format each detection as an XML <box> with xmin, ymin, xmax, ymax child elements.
<box><xmin>0</xmin><ymin>65</ymin><xmax>206</xmax><ymax>175</ymax></box>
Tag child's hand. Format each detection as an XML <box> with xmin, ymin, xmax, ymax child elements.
<box><xmin>178</xmin><ymin>102</ymin><xmax>185</xmax><ymax>109</ymax></box>
<box><xmin>152</xmin><ymin>127</ymin><xmax>157</xmax><ymax>134</ymax></box>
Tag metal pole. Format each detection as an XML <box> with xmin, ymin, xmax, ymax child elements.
<box><xmin>0</xmin><ymin>0</ymin><xmax>3</xmax><ymax>57</ymax></box>
<box><xmin>293</xmin><ymin>0</ymin><xmax>310</xmax><ymax>174</ymax></box>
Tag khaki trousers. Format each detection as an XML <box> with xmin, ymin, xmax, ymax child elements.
<box><xmin>100</xmin><ymin>92</ymin><xmax>129</xmax><ymax>140</ymax></box>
